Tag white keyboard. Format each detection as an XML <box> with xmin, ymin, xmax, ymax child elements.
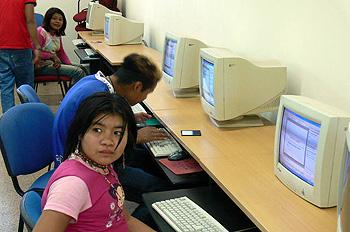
<box><xmin>152</xmin><ymin>196</ymin><xmax>229</xmax><ymax>232</ymax></box>
<box><xmin>146</xmin><ymin>128</ymin><xmax>182</xmax><ymax>157</ymax></box>
<box><xmin>132</xmin><ymin>103</ymin><xmax>147</xmax><ymax>114</ymax></box>
<box><xmin>72</xmin><ymin>38</ymin><xmax>85</xmax><ymax>46</ymax></box>
<box><xmin>84</xmin><ymin>48</ymin><xmax>97</xmax><ymax>57</ymax></box>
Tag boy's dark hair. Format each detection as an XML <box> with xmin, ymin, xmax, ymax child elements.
<box><xmin>63</xmin><ymin>92</ymin><xmax>137</xmax><ymax>160</ymax></box>
<box><xmin>113</xmin><ymin>53</ymin><xmax>161</xmax><ymax>91</ymax></box>
<box><xmin>42</xmin><ymin>7</ymin><xmax>67</xmax><ymax>36</ymax></box>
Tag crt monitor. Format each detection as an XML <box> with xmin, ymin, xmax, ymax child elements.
<box><xmin>162</xmin><ymin>32</ymin><xmax>207</xmax><ymax>97</ymax></box>
<box><xmin>86</xmin><ymin>2</ymin><xmax>121</xmax><ymax>32</ymax></box>
<box><xmin>337</xmin><ymin>123</ymin><xmax>350</xmax><ymax>231</ymax></box>
<box><xmin>274</xmin><ymin>95</ymin><xmax>350</xmax><ymax>208</ymax></box>
<box><xmin>104</xmin><ymin>13</ymin><xmax>144</xmax><ymax>45</ymax></box>
<box><xmin>199</xmin><ymin>47</ymin><xmax>287</xmax><ymax>128</ymax></box>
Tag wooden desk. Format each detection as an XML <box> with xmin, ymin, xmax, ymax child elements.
<box><xmin>145</xmin><ymin>80</ymin><xmax>337</xmax><ymax>232</ymax></box>
<box><xmin>78</xmin><ymin>31</ymin><xmax>161</xmax><ymax>66</ymax></box>
<box><xmin>76</xmin><ymin>35</ymin><xmax>337</xmax><ymax>231</ymax></box>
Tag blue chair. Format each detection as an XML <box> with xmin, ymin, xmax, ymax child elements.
<box><xmin>20</xmin><ymin>191</ymin><xmax>42</xmax><ymax>231</ymax></box>
<box><xmin>34</xmin><ymin>13</ymin><xmax>43</xmax><ymax>27</ymax></box>
<box><xmin>16</xmin><ymin>84</ymin><xmax>41</xmax><ymax>103</ymax></box>
<box><xmin>0</xmin><ymin>103</ymin><xmax>55</xmax><ymax>231</ymax></box>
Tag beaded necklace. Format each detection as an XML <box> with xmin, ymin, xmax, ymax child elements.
<box><xmin>75</xmin><ymin>151</ymin><xmax>108</xmax><ymax>170</ymax></box>
<box><xmin>73</xmin><ymin>152</ymin><xmax>122</xmax><ymax>199</ymax></box>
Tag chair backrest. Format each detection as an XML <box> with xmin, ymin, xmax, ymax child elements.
<box><xmin>0</xmin><ymin>103</ymin><xmax>54</xmax><ymax>178</ymax></box>
<box><xmin>99</xmin><ymin>0</ymin><xmax>120</xmax><ymax>12</ymax></box>
<box><xmin>16</xmin><ymin>84</ymin><xmax>41</xmax><ymax>103</ymax></box>
<box><xmin>34</xmin><ymin>13</ymin><xmax>44</xmax><ymax>28</ymax></box>
<box><xmin>20</xmin><ymin>190</ymin><xmax>42</xmax><ymax>230</ymax></box>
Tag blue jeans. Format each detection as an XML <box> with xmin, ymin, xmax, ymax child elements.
<box><xmin>0</xmin><ymin>49</ymin><xmax>34</xmax><ymax>113</ymax></box>
<box><xmin>35</xmin><ymin>63</ymin><xmax>87</xmax><ymax>84</ymax></box>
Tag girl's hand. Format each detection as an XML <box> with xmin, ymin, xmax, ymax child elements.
<box><xmin>52</xmin><ymin>54</ymin><xmax>61</xmax><ymax>68</ymax></box>
<box><xmin>53</xmin><ymin>62</ymin><xmax>61</xmax><ymax>69</ymax></box>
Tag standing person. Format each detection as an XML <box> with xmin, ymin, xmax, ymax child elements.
<box><xmin>34</xmin><ymin>7</ymin><xmax>87</xmax><ymax>84</ymax></box>
<box><xmin>34</xmin><ymin>92</ymin><xmax>155</xmax><ymax>232</ymax></box>
<box><xmin>0</xmin><ymin>0</ymin><xmax>41</xmax><ymax>113</ymax></box>
<box><xmin>52</xmin><ymin>53</ymin><xmax>171</xmax><ymax>227</ymax></box>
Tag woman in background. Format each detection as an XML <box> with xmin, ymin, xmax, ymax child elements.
<box><xmin>33</xmin><ymin>92</ymin><xmax>155</xmax><ymax>232</ymax></box>
<box><xmin>34</xmin><ymin>7</ymin><xmax>87</xmax><ymax>84</ymax></box>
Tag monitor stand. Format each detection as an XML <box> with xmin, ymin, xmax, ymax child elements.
<box><xmin>173</xmin><ymin>87</ymin><xmax>199</xmax><ymax>98</ymax></box>
<box><xmin>92</xmin><ymin>30</ymin><xmax>104</xmax><ymax>35</ymax></box>
<box><xmin>107</xmin><ymin>36</ymin><xmax>143</xmax><ymax>46</ymax></box>
<box><xmin>210</xmin><ymin>115</ymin><xmax>264</xmax><ymax>128</ymax></box>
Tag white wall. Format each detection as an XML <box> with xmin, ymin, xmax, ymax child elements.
<box><xmin>121</xmin><ymin>0</ymin><xmax>350</xmax><ymax>113</ymax></box>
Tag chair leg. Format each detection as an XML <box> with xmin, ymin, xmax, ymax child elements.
<box><xmin>63</xmin><ymin>81</ymin><xmax>69</xmax><ymax>94</ymax></box>
<box><xmin>18</xmin><ymin>216</ymin><xmax>24</xmax><ymax>232</ymax></box>
<box><xmin>58</xmin><ymin>82</ymin><xmax>65</xmax><ymax>97</ymax></box>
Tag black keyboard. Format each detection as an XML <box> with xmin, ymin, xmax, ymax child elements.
<box><xmin>74</xmin><ymin>49</ymin><xmax>99</xmax><ymax>62</ymax></box>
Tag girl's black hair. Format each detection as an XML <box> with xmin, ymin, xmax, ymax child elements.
<box><xmin>63</xmin><ymin>92</ymin><xmax>137</xmax><ymax>161</ymax></box>
<box><xmin>42</xmin><ymin>7</ymin><xmax>67</xmax><ymax>36</ymax></box>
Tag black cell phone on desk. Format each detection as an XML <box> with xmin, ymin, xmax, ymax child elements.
<box><xmin>181</xmin><ymin>130</ymin><xmax>201</xmax><ymax>136</ymax></box>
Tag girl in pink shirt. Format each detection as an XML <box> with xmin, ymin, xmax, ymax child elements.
<box><xmin>33</xmin><ymin>92</ymin><xmax>154</xmax><ymax>232</ymax></box>
<box><xmin>34</xmin><ymin>8</ymin><xmax>87</xmax><ymax>84</ymax></box>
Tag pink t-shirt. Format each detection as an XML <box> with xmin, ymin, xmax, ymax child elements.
<box><xmin>44</xmin><ymin>176</ymin><xmax>92</xmax><ymax>222</ymax></box>
<box><xmin>42</xmin><ymin>158</ymin><xmax>128</xmax><ymax>232</ymax></box>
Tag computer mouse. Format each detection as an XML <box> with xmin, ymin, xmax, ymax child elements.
<box><xmin>168</xmin><ymin>151</ymin><xmax>189</xmax><ymax>161</ymax></box>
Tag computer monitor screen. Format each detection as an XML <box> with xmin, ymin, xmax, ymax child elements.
<box><xmin>274</xmin><ymin>95</ymin><xmax>350</xmax><ymax>208</ymax></box>
<box><xmin>162</xmin><ymin>33</ymin><xmax>207</xmax><ymax>97</ymax></box>
<box><xmin>199</xmin><ymin>47</ymin><xmax>287</xmax><ymax>128</ymax></box>
<box><xmin>163</xmin><ymin>38</ymin><xmax>177</xmax><ymax>78</ymax></box>
<box><xmin>201</xmin><ymin>58</ymin><xmax>215</xmax><ymax>106</ymax></box>
<box><xmin>337</xmin><ymin>125</ymin><xmax>350</xmax><ymax>232</ymax></box>
<box><xmin>279</xmin><ymin>107</ymin><xmax>320</xmax><ymax>186</ymax></box>
<box><xmin>104</xmin><ymin>14</ymin><xmax>144</xmax><ymax>45</ymax></box>
<box><xmin>104</xmin><ymin>16</ymin><xmax>110</xmax><ymax>39</ymax></box>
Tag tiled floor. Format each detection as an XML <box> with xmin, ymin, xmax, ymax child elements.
<box><xmin>0</xmin><ymin>83</ymin><xmax>138</xmax><ymax>231</ymax></box>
